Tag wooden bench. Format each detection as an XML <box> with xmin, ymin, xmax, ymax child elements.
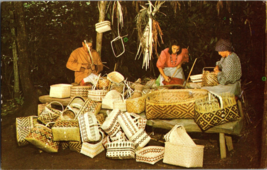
<box><xmin>39</xmin><ymin>95</ymin><xmax>244</xmax><ymax>159</ymax></box>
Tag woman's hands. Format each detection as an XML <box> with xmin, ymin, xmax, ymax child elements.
<box><xmin>163</xmin><ymin>75</ymin><xmax>171</xmax><ymax>82</ymax></box>
<box><xmin>214</xmin><ymin>65</ymin><xmax>220</xmax><ymax>75</ymax></box>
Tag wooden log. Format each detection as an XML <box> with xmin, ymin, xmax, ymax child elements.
<box><xmin>219</xmin><ymin>133</ymin><xmax>226</xmax><ymax>159</ymax></box>
<box><xmin>39</xmin><ymin>95</ymin><xmax>88</xmax><ymax>106</ymax></box>
<box><xmin>225</xmin><ymin>135</ymin><xmax>234</xmax><ymax>151</ymax></box>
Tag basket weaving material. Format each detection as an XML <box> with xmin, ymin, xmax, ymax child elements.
<box><xmin>106</xmin><ymin>141</ymin><xmax>135</xmax><ymax>159</ymax></box>
<box><xmin>88</xmin><ymin>90</ymin><xmax>108</xmax><ymax>102</ymax></box>
<box><xmin>113</xmin><ymin>100</ymin><xmax>126</xmax><ymax>112</ymax></box>
<box><xmin>107</xmin><ymin>71</ymin><xmax>124</xmax><ymax>83</ymax></box>
<box><xmin>49</xmin><ymin>84</ymin><xmax>73</xmax><ymax>98</ymax></box>
<box><xmin>38</xmin><ymin>101</ymin><xmax>64</xmax><ymax>125</ymax></box>
<box><xmin>78</xmin><ymin>112</ymin><xmax>101</xmax><ymax>142</ymax></box>
<box><xmin>80</xmin><ymin>131</ymin><xmax>105</xmax><ymax>158</ymax></box>
<box><xmin>117</xmin><ymin>112</ymin><xmax>139</xmax><ymax>139</ymax></box>
<box><xmin>71</xmin><ymin>86</ymin><xmax>92</xmax><ymax>98</ymax></box>
<box><xmin>52</xmin><ymin>120</ymin><xmax>81</xmax><ymax>142</ymax></box>
<box><xmin>16</xmin><ymin>116</ymin><xmax>38</xmax><ymax>146</ymax></box>
<box><xmin>146</xmin><ymin>89</ymin><xmax>208</xmax><ymax>119</ymax></box>
<box><xmin>129</xmin><ymin>129</ymin><xmax>151</xmax><ymax>149</ymax></box>
<box><xmin>194</xmin><ymin>92</ymin><xmax>240</xmax><ymax>131</ymax></box>
<box><xmin>25</xmin><ymin>124</ymin><xmax>59</xmax><ymax>152</ymax></box>
<box><xmin>126</xmin><ymin>95</ymin><xmax>147</xmax><ymax>114</ymax></box>
<box><xmin>102</xmin><ymin>90</ymin><xmax>122</xmax><ymax>109</ymax></box>
<box><xmin>202</xmin><ymin>68</ymin><xmax>219</xmax><ymax>86</ymax></box>
<box><xmin>101</xmin><ymin>109</ymin><xmax>122</xmax><ymax>136</ymax></box>
<box><xmin>163</xmin><ymin>142</ymin><xmax>204</xmax><ymax>168</ymax></box>
<box><xmin>69</xmin><ymin>141</ymin><xmax>82</xmax><ymax>153</ymax></box>
<box><xmin>136</xmin><ymin>146</ymin><xmax>165</xmax><ymax>165</ymax></box>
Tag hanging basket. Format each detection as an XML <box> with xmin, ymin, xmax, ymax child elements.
<box><xmin>95</xmin><ymin>21</ymin><xmax>111</xmax><ymax>33</ymax></box>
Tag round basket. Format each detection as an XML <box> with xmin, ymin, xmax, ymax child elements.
<box><xmin>107</xmin><ymin>71</ymin><xmax>124</xmax><ymax>83</ymax></box>
<box><xmin>98</xmin><ymin>77</ymin><xmax>110</xmax><ymax>90</ymax></box>
<box><xmin>71</xmin><ymin>86</ymin><xmax>92</xmax><ymax>98</ymax></box>
<box><xmin>126</xmin><ymin>95</ymin><xmax>147</xmax><ymax>114</ymax></box>
<box><xmin>88</xmin><ymin>90</ymin><xmax>108</xmax><ymax>102</ymax></box>
<box><xmin>136</xmin><ymin>146</ymin><xmax>165</xmax><ymax>165</ymax></box>
<box><xmin>145</xmin><ymin>89</ymin><xmax>208</xmax><ymax>119</ymax></box>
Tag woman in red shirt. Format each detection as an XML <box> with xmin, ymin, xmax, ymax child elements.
<box><xmin>156</xmin><ymin>40</ymin><xmax>189</xmax><ymax>86</ymax></box>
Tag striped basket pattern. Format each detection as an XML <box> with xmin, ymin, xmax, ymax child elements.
<box><xmin>136</xmin><ymin>146</ymin><xmax>164</xmax><ymax>165</ymax></box>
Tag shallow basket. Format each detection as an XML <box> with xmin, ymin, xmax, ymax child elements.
<box><xmin>71</xmin><ymin>86</ymin><xmax>92</xmax><ymax>98</ymax></box>
<box><xmin>49</xmin><ymin>84</ymin><xmax>73</xmax><ymax>98</ymax></box>
<box><xmin>146</xmin><ymin>89</ymin><xmax>208</xmax><ymax>119</ymax></box>
<box><xmin>136</xmin><ymin>146</ymin><xmax>165</xmax><ymax>165</ymax></box>
<box><xmin>88</xmin><ymin>90</ymin><xmax>108</xmax><ymax>102</ymax></box>
<box><xmin>107</xmin><ymin>71</ymin><xmax>124</xmax><ymax>83</ymax></box>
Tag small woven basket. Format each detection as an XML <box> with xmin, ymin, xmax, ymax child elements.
<box><xmin>202</xmin><ymin>67</ymin><xmax>219</xmax><ymax>86</ymax></box>
<box><xmin>98</xmin><ymin>77</ymin><xmax>110</xmax><ymax>90</ymax></box>
<box><xmin>71</xmin><ymin>86</ymin><xmax>92</xmax><ymax>98</ymax></box>
<box><xmin>136</xmin><ymin>146</ymin><xmax>165</xmax><ymax>165</ymax></box>
<box><xmin>107</xmin><ymin>71</ymin><xmax>124</xmax><ymax>83</ymax></box>
<box><xmin>102</xmin><ymin>90</ymin><xmax>122</xmax><ymax>109</ymax></box>
<box><xmin>126</xmin><ymin>95</ymin><xmax>147</xmax><ymax>114</ymax></box>
<box><xmin>106</xmin><ymin>141</ymin><xmax>135</xmax><ymax>159</ymax></box>
<box><xmin>88</xmin><ymin>90</ymin><xmax>108</xmax><ymax>102</ymax></box>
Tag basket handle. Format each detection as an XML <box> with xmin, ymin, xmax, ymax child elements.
<box><xmin>48</xmin><ymin>101</ymin><xmax>64</xmax><ymax>111</ymax></box>
<box><xmin>202</xmin><ymin>67</ymin><xmax>215</xmax><ymax>73</ymax></box>
<box><xmin>164</xmin><ymin>125</ymin><xmax>184</xmax><ymax>142</ymax></box>
<box><xmin>208</xmin><ymin>91</ymin><xmax>223</xmax><ymax>109</ymax></box>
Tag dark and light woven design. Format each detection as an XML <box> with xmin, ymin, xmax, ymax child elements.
<box><xmin>194</xmin><ymin>92</ymin><xmax>240</xmax><ymax>131</ymax></box>
<box><xmin>76</xmin><ymin>98</ymin><xmax>102</xmax><ymax>118</ymax></box>
<box><xmin>202</xmin><ymin>67</ymin><xmax>219</xmax><ymax>86</ymax></box>
<box><xmin>146</xmin><ymin>89</ymin><xmax>208</xmax><ymax>119</ymax></box>
<box><xmin>38</xmin><ymin>102</ymin><xmax>63</xmax><ymax>125</ymax></box>
<box><xmin>101</xmin><ymin>109</ymin><xmax>122</xmax><ymax>136</ymax></box>
<box><xmin>71</xmin><ymin>86</ymin><xmax>92</xmax><ymax>98</ymax></box>
<box><xmin>106</xmin><ymin>141</ymin><xmax>135</xmax><ymax>159</ymax></box>
<box><xmin>136</xmin><ymin>146</ymin><xmax>164</xmax><ymax>165</ymax></box>
<box><xmin>126</xmin><ymin>95</ymin><xmax>147</xmax><ymax>114</ymax></box>
<box><xmin>16</xmin><ymin>116</ymin><xmax>38</xmax><ymax>146</ymax></box>
<box><xmin>25</xmin><ymin>124</ymin><xmax>59</xmax><ymax>152</ymax></box>
<box><xmin>69</xmin><ymin>141</ymin><xmax>82</xmax><ymax>153</ymax></box>
<box><xmin>129</xmin><ymin>129</ymin><xmax>151</xmax><ymax>149</ymax></box>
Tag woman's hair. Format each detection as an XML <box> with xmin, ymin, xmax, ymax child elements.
<box><xmin>168</xmin><ymin>40</ymin><xmax>182</xmax><ymax>55</ymax></box>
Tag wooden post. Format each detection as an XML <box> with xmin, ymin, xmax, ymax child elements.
<box><xmin>96</xmin><ymin>1</ymin><xmax>108</xmax><ymax>57</ymax></box>
<box><xmin>260</xmin><ymin>2</ymin><xmax>267</xmax><ymax>168</ymax></box>
<box><xmin>219</xmin><ymin>133</ymin><xmax>226</xmax><ymax>159</ymax></box>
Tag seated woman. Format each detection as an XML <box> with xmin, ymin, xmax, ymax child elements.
<box><xmin>156</xmin><ymin>40</ymin><xmax>189</xmax><ymax>86</ymax></box>
<box><xmin>201</xmin><ymin>38</ymin><xmax>242</xmax><ymax>96</ymax></box>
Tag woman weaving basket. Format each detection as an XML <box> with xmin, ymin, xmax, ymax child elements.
<box><xmin>201</xmin><ymin>38</ymin><xmax>242</xmax><ymax>96</ymax></box>
<box><xmin>156</xmin><ymin>40</ymin><xmax>189</xmax><ymax>86</ymax></box>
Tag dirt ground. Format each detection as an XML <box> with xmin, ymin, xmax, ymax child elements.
<box><xmin>1</xmin><ymin>87</ymin><xmax>263</xmax><ymax>169</ymax></box>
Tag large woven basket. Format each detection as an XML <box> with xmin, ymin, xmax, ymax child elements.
<box><xmin>88</xmin><ymin>90</ymin><xmax>108</xmax><ymax>102</ymax></box>
<box><xmin>49</xmin><ymin>84</ymin><xmax>73</xmax><ymax>98</ymax></box>
<box><xmin>71</xmin><ymin>86</ymin><xmax>92</xmax><ymax>98</ymax></box>
<box><xmin>146</xmin><ymin>89</ymin><xmax>208</xmax><ymax>119</ymax></box>
<box><xmin>126</xmin><ymin>95</ymin><xmax>147</xmax><ymax>114</ymax></box>
<box><xmin>136</xmin><ymin>146</ymin><xmax>165</xmax><ymax>165</ymax></box>
<box><xmin>202</xmin><ymin>67</ymin><xmax>219</xmax><ymax>86</ymax></box>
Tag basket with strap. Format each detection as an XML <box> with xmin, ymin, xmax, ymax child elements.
<box><xmin>76</xmin><ymin>98</ymin><xmax>102</xmax><ymax>118</ymax></box>
<box><xmin>65</xmin><ymin>96</ymin><xmax>86</xmax><ymax>117</ymax></box>
<box><xmin>194</xmin><ymin>92</ymin><xmax>240</xmax><ymax>131</ymax></box>
<box><xmin>52</xmin><ymin>120</ymin><xmax>81</xmax><ymax>142</ymax></box>
<box><xmin>117</xmin><ymin>112</ymin><xmax>139</xmax><ymax>140</ymax></box>
<box><xmin>16</xmin><ymin>116</ymin><xmax>38</xmax><ymax>146</ymax></box>
<box><xmin>71</xmin><ymin>85</ymin><xmax>92</xmax><ymax>98</ymax></box>
<box><xmin>128</xmin><ymin>112</ymin><xmax>147</xmax><ymax>130</ymax></box>
<box><xmin>164</xmin><ymin>125</ymin><xmax>196</xmax><ymax>145</ymax></box>
<box><xmin>80</xmin><ymin>130</ymin><xmax>105</xmax><ymax>158</ymax></box>
<box><xmin>126</xmin><ymin>95</ymin><xmax>147</xmax><ymax>114</ymax></box>
<box><xmin>88</xmin><ymin>90</ymin><xmax>108</xmax><ymax>102</ymax></box>
<box><xmin>78</xmin><ymin>112</ymin><xmax>101</xmax><ymax>142</ymax></box>
<box><xmin>101</xmin><ymin>109</ymin><xmax>122</xmax><ymax>136</ymax></box>
<box><xmin>38</xmin><ymin>101</ymin><xmax>64</xmax><ymax>125</ymax></box>
<box><xmin>136</xmin><ymin>146</ymin><xmax>165</xmax><ymax>165</ymax></box>
<box><xmin>202</xmin><ymin>67</ymin><xmax>219</xmax><ymax>86</ymax></box>
<box><xmin>146</xmin><ymin>89</ymin><xmax>208</xmax><ymax>119</ymax></box>
<box><xmin>25</xmin><ymin>124</ymin><xmax>59</xmax><ymax>152</ymax></box>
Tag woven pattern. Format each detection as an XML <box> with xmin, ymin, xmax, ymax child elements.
<box><xmin>101</xmin><ymin>109</ymin><xmax>121</xmax><ymax>136</ymax></box>
<box><xmin>38</xmin><ymin>102</ymin><xmax>63</xmax><ymax>125</ymax></box>
<box><xmin>195</xmin><ymin>92</ymin><xmax>240</xmax><ymax>131</ymax></box>
<box><xmin>88</xmin><ymin>90</ymin><xmax>107</xmax><ymax>101</ymax></box>
<box><xmin>113</xmin><ymin>100</ymin><xmax>126</xmax><ymax>112</ymax></box>
<box><xmin>25</xmin><ymin>124</ymin><xmax>59</xmax><ymax>152</ymax></box>
<box><xmin>76</xmin><ymin>98</ymin><xmax>101</xmax><ymax>118</ymax></box>
<box><xmin>52</xmin><ymin>120</ymin><xmax>81</xmax><ymax>141</ymax></box>
<box><xmin>106</xmin><ymin>141</ymin><xmax>135</xmax><ymax>159</ymax></box>
<box><xmin>163</xmin><ymin>142</ymin><xmax>204</xmax><ymax>168</ymax></box>
<box><xmin>61</xmin><ymin>142</ymin><xmax>69</xmax><ymax>150</ymax></box>
<box><xmin>118</xmin><ymin>112</ymin><xmax>139</xmax><ymax>139</ymax></box>
<box><xmin>202</xmin><ymin>69</ymin><xmax>219</xmax><ymax>86</ymax></box>
<box><xmin>69</xmin><ymin>141</ymin><xmax>82</xmax><ymax>153</ymax></box>
<box><xmin>136</xmin><ymin>146</ymin><xmax>164</xmax><ymax>165</ymax></box>
<box><xmin>146</xmin><ymin>89</ymin><xmax>208</xmax><ymax>119</ymax></box>
<box><xmin>126</xmin><ymin>95</ymin><xmax>146</xmax><ymax>114</ymax></box>
<box><xmin>98</xmin><ymin>78</ymin><xmax>110</xmax><ymax>90</ymax></box>
<box><xmin>128</xmin><ymin>112</ymin><xmax>147</xmax><ymax>130</ymax></box>
<box><xmin>78</xmin><ymin>112</ymin><xmax>100</xmax><ymax>142</ymax></box>
<box><xmin>71</xmin><ymin>86</ymin><xmax>92</xmax><ymax>98</ymax></box>
<box><xmin>16</xmin><ymin>116</ymin><xmax>38</xmax><ymax>146</ymax></box>
<box><xmin>129</xmin><ymin>129</ymin><xmax>151</xmax><ymax>149</ymax></box>
<box><xmin>164</xmin><ymin>125</ymin><xmax>196</xmax><ymax>145</ymax></box>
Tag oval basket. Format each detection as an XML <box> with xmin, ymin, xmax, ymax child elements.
<box><xmin>145</xmin><ymin>89</ymin><xmax>208</xmax><ymax>119</ymax></box>
<box><xmin>136</xmin><ymin>146</ymin><xmax>165</xmax><ymax>165</ymax></box>
<box><xmin>88</xmin><ymin>90</ymin><xmax>108</xmax><ymax>102</ymax></box>
<box><xmin>71</xmin><ymin>86</ymin><xmax>92</xmax><ymax>98</ymax></box>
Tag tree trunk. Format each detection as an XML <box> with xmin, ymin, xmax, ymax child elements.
<box><xmin>13</xmin><ymin>2</ymin><xmax>38</xmax><ymax>116</ymax></box>
<box><xmin>260</xmin><ymin>2</ymin><xmax>267</xmax><ymax>168</ymax></box>
<box><xmin>96</xmin><ymin>1</ymin><xmax>108</xmax><ymax>57</ymax></box>
<box><xmin>9</xmin><ymin>9</ymin><xmax>20</xmax><ymax>99</ymax></box>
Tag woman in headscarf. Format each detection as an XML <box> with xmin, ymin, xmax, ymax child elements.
<box><xmin>201</xmin><ymin>38</ymin><xmax>242</xmax><ymax>96</ymax></box>
<box><xmin>156</xmin><ymin>40</ymin><xmax>189</xmax><ymax>86</ymax></box>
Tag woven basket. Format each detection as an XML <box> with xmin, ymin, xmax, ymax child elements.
<box><xmin>98</xmin><ymin>77</ymin><xmax>110</xmax><ymax>90</ymax></box>
<box><xmin>88</xmin><ymin>90</ymin><xmax>108</xmax><ymax>102</ymax></box>
<box><xmin>109</xmin><ymin>130</ymin><xmax>127</xmax><ymax>142</ymax></box>
<box><xmin>69</xmin><ymin>141</ymin><xmax>82</xmax><ymax>153</ymax></box>
<box><xmin>80</xmin><ymin>131</ymin><xmax>105</xmax><ymax>158</ymax></box>
<box><xmin>129</xmin><ymin>128</ymin><xmax>151</xmax><ymax>149</ymax></box>
<box><xmin>195</xmin><ymin>92</ymin><xmax>240</xmax><ymax>131</ymax></box>
<box><xmin>101</xmin><ymin>109</ymin><xmax>122</xmax><ymax>136</ymax></box>
<box><xmin>102</xmin><ymin>90</ymin><xmax>122</xmax><ymax>109</ymax></box>
<box><xmin>163</xmin><ymin>142</ymin><xmax>204</xmax><ymax>168</ymax></box>
<box><xmin>25</xmin><ymin>124</ymin><xmax>59</xmax><ymax>152</ymax></box>
<box><xmin>202</xmin><ymin>67</ymin><xmax>219</xmax><ymax>86</ymax></box>
<box><xmin>136</xmin><ymin>146</ymin><xmax>165</xmax><ymax>165</ymax></box>
<box><xmin>71</xmin><ymin>86</ymin><xmax>92</xmax><ymax>98</ymax></box>
<box><xmin>76</xmin><ymin>98</ymin><xmax>102</xmax><ymax>118</ymax></box>
<box><xmin>107</xmin><ymin>71</ymin><xmax>124</xmax><ymax>83</ymax></box>
<box><xmin>38</xmin><ymin>101</ymin><xmax>64</xmax><ymax>125</ymax></box>
<box><xmin>118</xmin><ymin>112</ymin><xmax>139</xmax><ymax>139</ymax></box>
<box><xmin>52</xmin><ymin>120</ymin><xmax>81</xmax><ymax>142</ymax></box>
<box><xmin>106</xmin><ymin>141</ymin><xmax>135</xmax><ymax>159</ymax></box>
<box><xmin>128</xmin><ymin>112</ymin><xmax>147</xmax><ymax>130</ymax></box>
<box><xmin>113</xmin><ymin>100</ymin><xmax>126</xmax><ymax>112</ymax></box>
<box><xmin>16</xmin><ymin>116</ymin><xmax>38</xmax><ymax>146</ymax></box>
<box><xmin>65</xmin><ymin>96</ymin><xmax>86</xmax><ymax>118</ymax></box>
<box><xmin>49</xmin><ymin>84</ymin><xmax>73</xmax><ymax>98</ymax></box>
<box><xmin>146</xmin><ymin>89</ymin><xmax>208</xmax><ymax>119</ymax></box>
<box><xmin>126</xmin><ymin>95</ymin><xmax>147</xmax><ymax>114</ymax></box>
<box><xmin>38</xmin><ymin>104</ymin><xmax>46</xmax><ymax>116</ymax></box>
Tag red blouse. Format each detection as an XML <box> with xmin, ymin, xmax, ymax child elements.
<box><xmin>156</xmin><ymin>48</ymin><xmax>188</xmax><ymax>69</ymax></box>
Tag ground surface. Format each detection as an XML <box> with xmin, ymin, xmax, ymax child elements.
<box><xmin>1</xmin><ymin>86</ymin><xmax>263</xmax><ymax>169</ymax></box>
